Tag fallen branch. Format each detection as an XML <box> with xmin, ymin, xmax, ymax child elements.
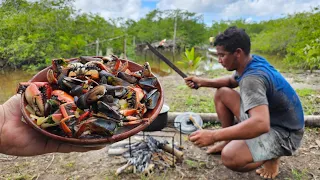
<box><xmin>0</xmin><ymin>156</ymin><xmax>18</xmax><ymax>162</ymax></box>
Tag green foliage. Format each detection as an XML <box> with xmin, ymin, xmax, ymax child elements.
<box><xmin>283</xmin><ymin>8</ymin><xmax>320</xmax><ymax>69</ymax></box>
<box><xmin>0</xmin><ymin>2</ymin><xmax>207</xmax><ymax>69</ymax></box>
<box><xmin>288</xmin><ymin>169</ymin><xmax>308</xmax><ymax>180</ymax></box>
<box><xmin>176</xmin><ymin>84</ymin><xmax>189</xmax><ymax>90</ymax></box>
<box><xmin>296</xmin><ymin>89</ymin><xmax>317</xmax><ymax>97</ymax></box>
<box><xmin>208</xmin><ymin>7</ymin><xmax>320</xmax><ymax>71</ymax></box>
<box><xmin>202</xmin><ymin>121</ymin><xmax>221</xmax><ymax>129</ymax></box>
<box><xmin>169</xmin><ymin>88</ymin><xmax>215</xmax><ymax>113</ymax></box>
<box><xmin>296</xmin><ymin>89</ymin><xmax>320</xmax><ymax>115</ymax></box>
<box><xmin>185</xmin><ymin>159</ymin><xmax>198</xmax><ymax>168</ymax></box>
<box><xmin>177</xmin><ymin>47</ymin><xmax>202</xmax><ymax>72</ymax></box>
<box><xmin>0</xmin><ymin>0</ymin><xmax>320</xmax><ymax>71</ymax></box>
<box><xmin>293</xmin><ymin>38</ymin><xmax>320</xmax><ymax>72</ymax></box>
<box><xmin>127</xmin><ymin>9</ymin><xmax>207</xmax><ymax>47</ymax></box>
<box><xmin>205</xmin><ymin>68</ymin><xmax>232</xmax><ymax>78</ymax></box>
<box><xmin>0</xmin><ymin>0</ymin><xmax>127</xmax><ymax>69</ymax></box>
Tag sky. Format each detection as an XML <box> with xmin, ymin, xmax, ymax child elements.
<box><xmin>1</xmin><ymin>0</ymin><xmax>319</xmax><ymax>25</ymax></box>
<box><xmin>72</xmin><ymin>0</ymin><xmax>320</xmax><ymax>25</ymax></box>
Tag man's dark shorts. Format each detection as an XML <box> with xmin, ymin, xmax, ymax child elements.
<box><xmin>240</xmin><ymin>111</ymin><xmax>304</xmax><ymax>162</ymax></box>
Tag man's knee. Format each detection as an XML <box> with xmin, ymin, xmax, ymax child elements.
<box><xmin>221</xmin><ymin>146</ymin><xmax>246</xmax><ymax>171</ymax></box>
<box><xmin>214</xmin><ymin>87</ymin><xmax>233</xmax><ymax>102</ymax></box>
<box><xmin>221</xmin><ymin>147</ymin><xmax>237</xmax><ymax>170</ymax></box>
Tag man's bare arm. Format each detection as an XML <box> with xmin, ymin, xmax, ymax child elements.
<box><xmin>214</xmin><ymin>105</ymin><xmax>270</xmax><ymax>141</ymax></box>
<box><xmin>195</xmin><ymin>75</ymin><xmax>238</xmax><ymax>89</ymax></box>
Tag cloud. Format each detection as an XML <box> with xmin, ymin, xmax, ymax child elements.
<box><xmin>20</xmin><ymin>0</ymin><xmax>320</xmax><ymax>23</ymax></box>
<box><xmin>156</xmin><ymin>0</ymin><xmax>237</xmax><ymax>13</ymax></box>
<box><xmin>221</xmin><ymin>0</ymin><xmax>320</xmax><ymax>19</ymax></box>
<box><xmin>73</xmin><ymin>0</ymin><xmax>149</xmax><ymax>21</ymax></box>
<box><xmin>245</xmin><ymin>17</ymin><xmax>253</xmax><ymax>23</ymax></box>
<box><xmin>155</xmin><ymin>0</ymin><xmax>320</xmax><ymax>22</ymax></box>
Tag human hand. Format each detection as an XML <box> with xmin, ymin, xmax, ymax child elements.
<box><xmin>184</xmin><ymin>76</ymin><xmax>201</xmax><ymax>89</ymax></box>
<box><xmin>188</xmin><ymin>129</ymin><xmax>216</xmax><ymax>147</ymax></box>
<box><xmin>0</xmin><ymin>94</ymin><xmax>104</xmax><ymax>156</ymax></box>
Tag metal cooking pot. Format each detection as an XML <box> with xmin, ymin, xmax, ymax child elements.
<box><xmin>144</xmin><ymin>104</ymin><xmax>170</xmax><ymax>131</ymax></box>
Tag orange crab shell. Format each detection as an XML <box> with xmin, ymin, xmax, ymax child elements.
<box><xmin>51</xmin><ymin>90</ymin><xmax>74</xmax><ymax>104</ymax></box>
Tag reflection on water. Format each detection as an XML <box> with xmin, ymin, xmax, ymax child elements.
<box><xmin>132</xmin><ymin>49</ymin><xmax>221</xmax><ymax>76</ymax></box>
<box><xmin>131</xmin><ymin>49</ymin><xmax>183</xmax><ymax>77</ymax></box>
<box><xmin>0</xmin><ymin>70</ymin><xmax>35</xmax><ymax>104</ymax></box>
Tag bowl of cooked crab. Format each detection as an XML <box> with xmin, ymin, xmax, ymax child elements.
<box><xmin>17</xmin><ymin>55</ymin><xmax>164</xmax><ymax>146</ymax></box>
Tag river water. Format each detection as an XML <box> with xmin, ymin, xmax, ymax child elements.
<box><xmin>0</xmin><ymin>50</ymin><xmax>283</xmax><ymax>104</ymax></box>
<box><xmin>0</xmin><ymin>70</ymin><xmax>34</xmax><ymax>104</ymax></box>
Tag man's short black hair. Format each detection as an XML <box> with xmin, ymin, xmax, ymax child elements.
<box><xmin>214</xmin><ymin>26</ymin><xmax>251</xmax><ymax>55</ymax></box>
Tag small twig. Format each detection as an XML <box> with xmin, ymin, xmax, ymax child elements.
<box><xmin>45</xmin><ymin>154</ymin><xmax>55</xmax><ymax>171</ymax></box>
<box><xmin>175</xmin><ymin>167</ymin><xmax>185</xmax><ymax>180</ymax></box>
<box><xmin>35</xmin><ymin>154</ymin><xmax>55</xmax><ymax>180</ymax></box>
<box><xmin>185</xmin><ymin>155</ymin><xmax>205</xmax><ymax>162</ymax></box>
<box><xmin>205</xmin><ymin>156</ymin><xmax>216</xmax><ymax>169</ymax></box>
<box><xmin>0</xmin><ymin>156</ymin><xmax>18</xmax><ymax>162</ymax></box>
<box><xmin>309</xmin><ymin>172</ymin><xmax>317</xmax><ymax>180</ymax></box>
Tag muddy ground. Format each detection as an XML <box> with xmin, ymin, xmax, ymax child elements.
<box><xmin>1</xmin><ymin>72</ymin><xmax>320</xmax><ymax>180</ymax></box>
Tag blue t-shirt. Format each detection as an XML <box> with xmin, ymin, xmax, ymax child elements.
<box><xmin>235</xmin><ymin>55</ymin><xmax>304</xmax><ymax>131</ymax></box>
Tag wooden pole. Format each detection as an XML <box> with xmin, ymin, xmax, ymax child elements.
<box><xmin>167</xmin><ymin>112</ymin><xmax>320</xmax><ymax>128</ymax></box>
<box><xmin>96</xmin><ymin>38</ymin><xmax>99</xmax><ymax>56</ymax></box>
<box><xmin>123</xmin><ymin>36</ymin><xmax>127</xmax><ymax>59</ymax></box>
<box><xmin>173</xmin><ymin>13</ymin><xmax>177</xmax><ymax>53</ymax></box>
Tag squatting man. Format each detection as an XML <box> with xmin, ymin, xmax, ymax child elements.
<box><xmin>185</xmin><ymin>26</ymin><xmax>304</xmax><ymax>179</ymax></box>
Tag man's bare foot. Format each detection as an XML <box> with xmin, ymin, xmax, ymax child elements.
<box><xmin>256</xmin><ymin>158</ymin><xmax>280</xmax><ymax>179</ymax></box>
<box><xmin>206</xmin><ymin>141</ymin><xmax>229</xmax><ymax>154</ymax></box>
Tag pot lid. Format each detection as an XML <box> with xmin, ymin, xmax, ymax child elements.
<box><xmin>160</xmin><ymin>104</ymin><xmax>170</xmax><ymax>114</ymax></box>
<box><xmin>174</xmin><ymin>112</ymin><xmax>203</xmax><ymax>134</ymax></box>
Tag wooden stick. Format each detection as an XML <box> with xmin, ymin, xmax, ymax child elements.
<box><xmin>115</xmin><ymin>162</ymin><xmax>132</xmax><ymax>176</ymax></box>
<box><xmin>161</xmin><ymin>143</ymin><xmax>184</xmax><ymax>160</ymax></box>
<box><xmin>189</xmin><ymin>115</ymin><xmax>203</xmax><ymax>130</ymax></box>
<box><xmin>168</xmin><ymin>112</ymin><xmax>320</xmax><ymax>128</ymax></box>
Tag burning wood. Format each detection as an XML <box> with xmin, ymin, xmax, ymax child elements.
<box><xmin>113</xmin><ymin>135</ymin><xmax>183</xmax><ymax>176</ymax></box>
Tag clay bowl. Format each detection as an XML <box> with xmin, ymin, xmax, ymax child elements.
<box><xmin>21</xmin><ymin>57</ymin><xmax>164</xmax><ymax>146</ymax></box>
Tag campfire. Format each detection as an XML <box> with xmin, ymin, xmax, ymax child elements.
<box><xmin>111</xmin><ymin>135</ymin><xmax>184</xmax><ymax>176</ymax></box>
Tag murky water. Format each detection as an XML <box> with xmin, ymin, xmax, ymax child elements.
<box><xmin>0</xmin><ymin>70</ymin><xmax>35</xmax><ymax>104</ymax></box>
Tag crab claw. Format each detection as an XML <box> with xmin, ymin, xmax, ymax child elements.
<box><xmin>86</xmin><ymin>85</ymin><xmax>106</xmax><ymax>104</ymax></box>
<box><xmin>125</xmin><ymin>86</ymin><xmax>145</xmax><ymax>109</ymax></box>
<box><xmin>132</xmin><ymin>86</ymin><xmax>145</xmax><ymax>102</ymax></box>
<box><xmin>120</xmin><ymin>118</ymin><xmax>148</xmax><ymax>126</ymax></box>
<box><xmin>142</xmin><ymin>62</ymin><xmax>152</xmax><ymax>77</ymax></box>
<box><xmin>75</xmin><ymin>85</ymin><xmax>106</xmax><ymax>110</ymax></box>
<box><xmin>117</xmin><ymin>71</ymin><xmax>138</xmax><ymax>84</ymax></box>
<box><xmin>47</xmin><ymin>69</ymin><xmax>58</xmax><ymax>84</ymax></box>
<box><xmin>51</xmin><ymin>90</ymin><xmax>74</xmax><ymax>104</ymax></box>
<box><xmin>85</xmin><ymin>61</ymin><xmax>111</xmax><ymax>72</ymax></box>
<box><xmin>75</xmin><ymin>117</ymin><xmax>117</xmax><ymax>138</ymax></box>
<box><xmin>52</xmin><ymin>58</ymin><xmax>69</xmax><ymax>76</ymax></box>
<box><xmin>120</xmin><ymin>109</ymin><xmax>138</xmax><ymax>116</ymax></box>
<box><xmin>117</xmin><ymin>60</ymin><xmax>129</xmax><ymax>73</ymax></box>
<box><xmin>85</xmin><ymin>69</ymin><xmax>99</xmax><ymax>80</ymax></box>
<box><xmin>25</xmin><ymin>83</ymin><xmax>45</xmax><ymax>116</ymax></box>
